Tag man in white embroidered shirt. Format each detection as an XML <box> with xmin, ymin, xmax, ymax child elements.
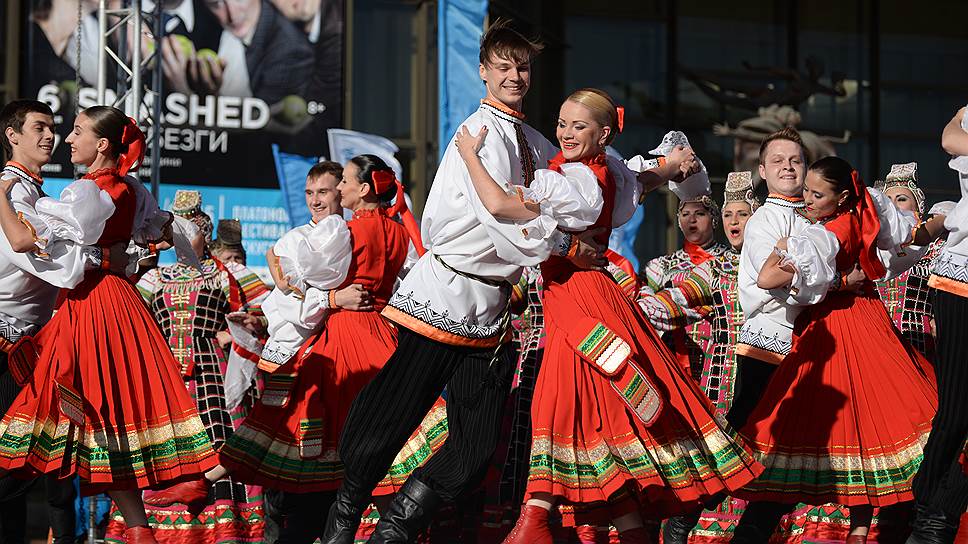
<box><xmin>322</xmin><ymin>21</ymin><xmax>606</xmax><ymax>543</ymax></box>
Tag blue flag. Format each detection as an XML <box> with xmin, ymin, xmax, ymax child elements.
<box><xmin>271</xmin><ymin>144</ymin><xmax>319</xmax><ymax>228</ymax></box>
<box><xmin>438</xmin><ymin>0</ymin><xmax>487</xmax><ymax>158</ymax></box>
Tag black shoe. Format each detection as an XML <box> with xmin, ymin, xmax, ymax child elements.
<box><xmin>662</xmin><ymin>512</ymin><xmax>701</xmax><ymax>544</ymax></box>
<box><xmin>368</xmin><ymin>478</ymin><xmax>441</xmax><ymax>543</ymax></box>
<box><xmin>905</xmin><ymin>503</ymin><xmax>959</xmax><ymax>544</ymax></box>
<box><xmin>321</xmin><ymin>488</ymin><xmax>367</xmax><ymax>544</ymax></box>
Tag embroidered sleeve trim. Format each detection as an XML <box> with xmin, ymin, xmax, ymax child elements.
<box><xmin>16</xmin><ymin>212</ymin><xmax>49</xmax><ymax>257</ymax></box>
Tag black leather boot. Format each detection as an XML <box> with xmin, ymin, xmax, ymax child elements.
<box><xmin>731</xmin><ymin>524</ymin><xmax>772</xmax><ymax>543</ymax></box>
<box><xmin>905</xmin><ymin>503</ymin><xmax>960</xmax><ymax>544</ymax></box>
<box><xmin>730</xmin><ymin>501</ymin><xmax>788</xmax><ymax>543</ymax></box>
<box><xmin>321</xmin><ymin>486</ymin><xmax>369</xmax><ymax>544</ymax></box>
<box><xmin>662</xmin><ymin>511</ymin><xmax>701</xmax><ymax>544</ymax></box>
<box><xmin>368</xmin><ymin>478</ymin><xmax>441</xmax><ymax>543</ymax></box>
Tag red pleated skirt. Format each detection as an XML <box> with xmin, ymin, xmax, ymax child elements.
<box><xmin>528</xmin><ymin>268</ymin><xmax>762</xmax><ymax>518</ymax></box>
<box><xmin>219</xmin><ymin>309</ymin><xmax>397</xmax><ymax>492</ymax></box>
<box><xmin>0</xmin><ymin>273</ymin><xmax>217</xmax><ymax>494</ymax></box>
<box><xmin>739</xmin><ymin>288</ymin><xmax>937</xmax><ymax>506</ymax></box>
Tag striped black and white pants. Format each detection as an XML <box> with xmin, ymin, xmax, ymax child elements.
<box><xmin>337</xmin><ymin>326</ymin><xmax>515</xmax><ymax>502</ymax></box>
<box><xmin>911</xmin><ymin>289</ymin><xmax>968</xmax><ymax>516</ymax></box>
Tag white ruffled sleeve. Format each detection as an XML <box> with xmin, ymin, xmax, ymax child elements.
<box><xmin>865</xmin><ymin>187</ymin><xmax>921</xmax><ymax>279</ymax></box>
<box><xmin>223</xmin><ymin>316</ymin><xmax>263</xmax><ymax>410</ymax></box>
<box><xmin>516</xmin><ymin>163</ymin><xmax>603</xmax><ymax>240</ymax></box>
<box><xmin>607</xmin><ymin>155</ymin><xmax>643</xmax><ymax>228</ymax></box>
<box><xmin>274</xmin><ymin>215</ymin><xmax>352</xmax><ymax>294</ymax></box>
<box><xmin>944</xmin><ymin>108</ymin><xmax>968</xmax><ymax>248</ymax></box>
<box><xmin>780</xmin><ymin>224</ymin><xmax>841</xmax><ymax>305</ymax></box>
<box><xmin>32</xmin><ymin>180</ymin><xmax>116</xmax><ymax>246</ymax></box>
<box><xmin>945</xmin><ymin>183</ymin><xmax>968</xmax><ymax>250</ymax></box>
<box><xmin>0</xmin><ymin>177</ymin><xmax>90</xmax><ymax>288</ymax></box>
<box><xmin>879</xmin><ymin>244</ymin><xmax>930</xmax><ymax>281</ymax></box>
<box><xmin>867</xmin><ymin>188</ymin><xmax>918</xmax><ymax>249</ymax></box>
<box><xmin>125</xmin><ymin>175</ymin><xmax>172</xmax><ymax>245</ymax></box>
<box><xmin>260</xmin><ymin>286</ymin><xmax>330</xmax><ymax>367</ymax></box>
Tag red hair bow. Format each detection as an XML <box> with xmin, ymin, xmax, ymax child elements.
<box><xmin>616</xmin><ymin>106</ymin><xmax>625</xmax><ymax>133</ymax></box>
<box><xmin>372</xmin><ymin>169</ymin><xmax>426</xmax><ymax>257</ymax></box>
<box><xmin>118</xmin><ymin>117</ymin><xmax>146</xmax><ymax>177</ymax></box>
<box><xmin>371</xmin><ymin>169</ymin><xmax>396</xmax><ymax>194</ymax></box>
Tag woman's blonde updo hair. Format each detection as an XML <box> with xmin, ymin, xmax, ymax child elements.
<box><xmin>566</xmin><ymin>88</ymin><xmax>619</xmax><ymax>146</ymax></box>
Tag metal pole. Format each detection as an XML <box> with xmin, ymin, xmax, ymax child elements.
<box><xmin>97</xmin><ymin>0</ymin><xmax>108</xmax><ymax>104</ymax></box>
<box><xmin>150</xmin><ymin>0</ymin><xmax>163</xmax><ymax>198</ymax></box>
<box><xmin>129</xmin><ymin>0</ymin><xmax>143</xmax><ymax>118</ymax></box>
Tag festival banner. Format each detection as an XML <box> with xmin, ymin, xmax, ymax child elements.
<box><xmin>20</xmin><ymin>0</ymin><xmax>348</xmax><ymax>522</ymax></box>
<box><xmin>21</xmin><ymin>0</ymin><xmax>345</xmax><ymax>188</ymax></box>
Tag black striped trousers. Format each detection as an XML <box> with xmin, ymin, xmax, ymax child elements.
<box><xmin>911</xmin><ymin>289</ymin><xmax>968</xmax><ymax>516</ymax></box>
<box><xmin>337</xmin><ymin>326</ymin><xmax>515</xmax><ymax>502</ymax></box>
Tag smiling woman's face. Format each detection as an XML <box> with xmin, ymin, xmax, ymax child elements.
<box><xmin>64</xmin><ymin>112</ymin><xmax>102</xmax><ymax>167</ymax></box>
<box><xmin>556</xmin><ymin>99</ymin><xmax>608</xmax><ymax>162</ymax></box>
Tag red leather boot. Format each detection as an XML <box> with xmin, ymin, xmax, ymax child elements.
<box><xmin>618</xmin><ymin>526</ymin><xmax>653</xmax><ymax>544</ymax></box>
<box><xmin>143</xmin><ymin>478</ymin><xmax>210</xmax><ymax>508</ymax></box>
<box><xmin>124</xmin><ymin>526</ymin><xmax>158</xmax><ymax>544</ymax></box>
<box><xmin>502</xmin><ymin>504</ymin><xmax>553</xmax><ymax>544</ymax></box>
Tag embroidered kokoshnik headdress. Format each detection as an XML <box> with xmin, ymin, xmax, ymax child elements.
<box><xmin>874</xmin><ymin>162</ymin><xmax>925</xmax><ymax>216</ymax></box>
<box><xmin>724</xmin><ymin>171</ymin><xmax>760</xmax><ymax>211</ymax></box>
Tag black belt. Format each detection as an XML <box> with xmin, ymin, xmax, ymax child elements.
<box><xmin>433</xmin><ymin>254</ymin><xmax>508</xmax><ymax>288</ymax></box>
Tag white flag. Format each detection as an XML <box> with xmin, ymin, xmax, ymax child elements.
<box><xmin>327</xmin><ymin>129</ymin><xmax>403</xmax><ymax>180</ymax></box>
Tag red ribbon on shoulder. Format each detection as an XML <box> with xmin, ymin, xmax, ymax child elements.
<box><xmin>212</xmin><ymin>256</ymin><xmax>243</xmax><ymax>312</ymax></box>
<box><xmin>851</xmin><ymin>170</ymin><xmax>887</xmax><ymax>281</ymax></box>
<box><xmin>118</xmin><ymin>117</ymin><xmax>146</xmax><ymax>177</ymax></box>
<box><xmin>372</xmin><ymin>169</ymin><xmax>426</xmax><ymax>256</ymax></box>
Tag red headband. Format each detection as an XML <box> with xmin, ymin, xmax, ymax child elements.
<box><xmin>118</xmin><ymin>117</ymin><xmax>146</xmax><ymax>177</ymax></box>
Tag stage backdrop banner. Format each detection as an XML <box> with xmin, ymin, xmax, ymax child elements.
<box><xmin>438</xmin><ymin>0</ymin><xmax>487</xmax><ymax>159</ymax></box>
<box><xmin>22</xmin><ymin>0</ymin><xmax>345</xmax><ymax>189</ymax></box>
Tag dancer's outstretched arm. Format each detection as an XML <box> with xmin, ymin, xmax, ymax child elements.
<box><xmin>942</xmin><ymin>106</ymin><xmax>968</xmax><ymax>156</ymax></box>
<box><xmin>636</xmin><ymin>145</ymin><xmax>701</xmax><ymax>193</ymax></box>
<box><xmin>455</xmin><ymin>125</ymin><xmax>541</xmax><ymax>221</ymax></box>
<box><xmin>912</xmin><ymin>213</ymin><xmax>948</xmax><ymax>246</ymax></box>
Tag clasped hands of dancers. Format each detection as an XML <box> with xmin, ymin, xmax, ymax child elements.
<box><xmin>0</xmin><ymin>18</ymin><xmax>966</xmax><ymax>544</ymax></box>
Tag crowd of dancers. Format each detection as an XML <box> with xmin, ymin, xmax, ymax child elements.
<box><xmin>0</xmin><ymin>18</ymin><xmax>967</xmax><ymax>544</ymax></box>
